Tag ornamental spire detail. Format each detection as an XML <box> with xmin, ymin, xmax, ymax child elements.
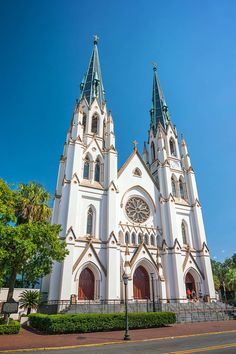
<box><xmin>80</xmin><ymin>35</ymin><xmax>105</xmax><ymax>107</ymax></box>
<box><xmin>150</xmin><ymin>64</ymin><xmax>170</xmax><ymax>131</ymax></box>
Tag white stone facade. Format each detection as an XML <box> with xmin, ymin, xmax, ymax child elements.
<box><xmin>43</xmin><ymin>39</ymin><xmax>215</xmax><ymax>303</ymax></box>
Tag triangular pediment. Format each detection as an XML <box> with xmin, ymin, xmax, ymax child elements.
<box><xmin>107</xmin><ymin>231</ymin><xmax>118</xmax><ymax>245</ymax></box>
<box><xmin>72</xmin><ymin>240</ymin><xmax>106</xmax><ymax>276</ymax></box>
<box><xmin>183</xmin><ymin>250</ymin><xmax>205</xmax><ymax>280</ymax></box>
<box><xmin>130</xmin><ymin>243</ymin><xmax>158</xmax><ymax>272</ymax></box>
<box><xmin>83</xmin><ymin>137</ymin><xmax>104</xmax><ymax>159</ymax></box>
<box><xmin>118</xmin><ymin>149</ymin><xmax>159</xmax><ymax>190</ymax></box>
<box><xmin>65</xmin><ymin>226</ymin><xmax>76</xmax><ymax>243</ymax></box>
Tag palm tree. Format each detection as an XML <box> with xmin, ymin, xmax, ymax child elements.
<box><xmin>19</xmin><ymin>290</ymin><xmax>41</xmax><ymax>315</ymax></box>
<box><xmin>15</xmin><ymin>182</ymin><xmax>52</xmax><ymax>224</ymax></box>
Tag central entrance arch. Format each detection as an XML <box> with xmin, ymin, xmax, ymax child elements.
<box><xmin>133</xmin><ymin>265</ymin><xmax>150</xmax><ymax>299</ymax></box>
<box><xmin>78</xmin><ymin>268</ymin><xmax>95</xmax><ymax>300</ymax></box>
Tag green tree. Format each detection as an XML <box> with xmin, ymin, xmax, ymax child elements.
<box><xmin>0</xmin><ymin>181</ymin><xmax>68</xmax><ymax>309</ymax></box>
<box><xmin>0</xmin><ymin>179</ymin><xmax>16</xmax><ymax>225</ymax></box>
<box><xmin>224</xmin><ymin>268</ymin><xmax>236</xmax><ymax>299</ymax></box>
<box><xmin>19</xmin><ymin>290</ymin><xmax>41</xmax><ymax>315</ymax></box>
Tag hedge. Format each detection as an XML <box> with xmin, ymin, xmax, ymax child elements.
<box><xmin>29</xmin><ymin>312</ymin><xmax>176</xmax><ymax>334</ymax></box>
<box><xmin>0</xmin><ymin>320</ymin><xmax>21</xmax><ymax>335</ymax></box>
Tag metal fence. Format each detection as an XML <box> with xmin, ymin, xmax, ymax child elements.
<box><xmin>38</xmin><ymin>298</ymin><xmax>236</xmax><ymax>323</ymax></box>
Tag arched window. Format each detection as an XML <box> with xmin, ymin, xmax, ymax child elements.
<box><xmin>150</xmin><ymin>234</ymin><xmax>155</xmax><ymax>246</ymax></box>
<box><xmin>151</xmin><ymin>142</ymin><xmax>155</xmax><ymax>162</ymax></box>
<box><xmin>155</xmin><ymin>175</ymin><xmax>160</xmax><ymax>190</ymax></box>
<box><xmin>91</xmin><ymin>114</ymin><xmax>98</xmax><ymax>134</ymax></box>
<box><xmin>179</xmin><ymin>178</ymin><xmax>185</xmax><ymax>199</ymax></box>
<box><xmin>125</xmin><ymin>232</ymin><xmax>129</xmax><ymax>244</ymax></box>
<box><xmin>170</xmin><ymin>138</ymin><xmax>176</xmax><ymax>156</ymax></box>
<box><xmin>82</xmin><ymin>113</ymin><xmax>86</xmax><ymax>133</ymax></box>
<box><xmin>86</xmin><ymin>207</ymin><xmax>94</xmax><ymax>235</ymax></box>
<box><xmin>94</xmin><ymin>158</ymin><xmax>100</xmax><ymax>182</ymax></box>
<box><xmin>171</xmin><ymin>176</ymin><xmax>177</xmax><ymax>197</ymax></box>
<box><xmin>131</xmin><ymin>232</ymin><xmax>136</xmax><ymax>245</ymax></box>
<box><xmin>181</xmin><ymin>222</ymin><xmax>187</xmax><ymax>244</ymax></box>
<box><xmin>138</xmin><ymin>233</ymin><xmax>142</xmax><ymax>244</ymax></box>
<box><xmin>144</xmin><ymin>234</ymin><xmax>149</xmax><ymax>245</ymax></box>
<box><xmin>83</xmin><ymin>156</ymin><xmax>90</xmax><ymax>179</ymax></box>
<box><xmin>179</xmin><ymin>177</ymin><xmax>187</xmax><ymax>200</ymax></box>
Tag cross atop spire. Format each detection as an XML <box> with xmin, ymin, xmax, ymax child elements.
<box><xmin>150</xmin><ymin>64</ymin><xmax>170</xmax><ymax>131</ymax></box>
<box><xmin>80</xmin><ymin>35</ymin><xmax>105</xmax><ymax>107</ymax></box>
<box><xmin>93</xmin><ymin>34</ymin><xmax>99</xmax><ymax>44</ymax></box>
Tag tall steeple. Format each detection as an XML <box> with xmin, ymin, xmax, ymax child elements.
<box><xmin>80</xmin><ymin>35</ymin><xmax>105</xmax><ymax>107</ymax></box>
<box><xmin>150</xmin><ymin>64</ymin><xmax>169</xmax><ymax>131</ymax></box>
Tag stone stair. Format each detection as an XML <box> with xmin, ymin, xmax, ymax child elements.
<box><xmin>161</xmin><ymin>302</ymin><xmax>235</xmax><ymax>323</ymax></box>
<box><xmin>56</xmin><ymin>300</ymin><xmax>236</xmax><ymax>323</ymax></box>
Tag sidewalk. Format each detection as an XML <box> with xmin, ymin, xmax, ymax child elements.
<box><xmin>0</xmin><ymin>321</ymin><xmax>236</xmax><ymax>352</ymax></box>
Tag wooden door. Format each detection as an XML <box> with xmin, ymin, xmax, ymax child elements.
<box><xmin>133</xmin><ymin>266</ymin><xmax>150</xmax><ymax>299</ymax></box>
<box><xmin>78</xmin><ymin>268</ymin><xmax>95</xmax><ymax>300</ymax></box>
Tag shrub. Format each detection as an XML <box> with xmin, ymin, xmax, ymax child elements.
<box><xmin>0</xmin><ymin>320</ymin><xmax>21</xmax><ymax>335</ymax></box>
<box><xmin>29</xmin><ymin>312</ymin><xmax>176</xmax><ymax>334</ymax></box>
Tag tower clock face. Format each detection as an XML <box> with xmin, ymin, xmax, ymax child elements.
<box><xmin>125</xmin><ymin>197</ymin><xmax>150</xmax><ymax>223</ymax></box>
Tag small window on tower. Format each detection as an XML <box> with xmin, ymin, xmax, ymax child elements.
<box><xmin>171</xmin><ymin>176</ymin><xmax>177</xmax><ymax>197</ymax></box>
<box><xmin>181</xmin><ymin>221</ymin><xmax>187</xmax><ymax>245</ymax></box>
<box><xmin>83</xmin><ymin>156</ymin><xmax>90</xmax><ymax>179</ymax></box>
<box><xmin>151</xmin><ymin>142</ymin><xmax>156</xmax><ymax>162</ymax></box>
<box><xmin>179</xmin><ymin>179</ymin><xmax>185</xmax><ymax>199</ymax></box>
<box><xmin>86</xmin><ymin>207</ymin><xmax>94</xmax><ymax>235</ymax></box>
<box><xmin>169</xmin><ymin>138</ymin><xmax>176</xmax><ymax>157</ymax></box>
<box><xmin>91</xmin><ymin>114</ymin><xmax>98</xmax><ymax>134</ymax></box>
<box><xmin>82</xmin><ymin>113</ymin><xmax>86</xmax><ymax>133</ymax></box>
<box><xmin>94</xmin><ymin>158</ymin><xmax>100</xmax><ymax>182</ymax></box>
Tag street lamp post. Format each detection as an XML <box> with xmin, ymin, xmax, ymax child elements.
<box><xmin>123</xmin><ymin>273</ymin><xmax>131</xmax><ymax>341</ymax></box>
<box><xmin>150</xmin><ymin>273</ymin><xmax>155</xmax><ymax>312</ymax></box>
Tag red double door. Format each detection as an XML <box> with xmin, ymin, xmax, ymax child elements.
<box><xmin>133</xmin><ymin>266</ymin><xmax>150</xmax><ymax>299</ymax></box>
<box><xmin>78</xmin><ymin>268</ymin><xmax>95</xmax><ymax>300</ymax></box>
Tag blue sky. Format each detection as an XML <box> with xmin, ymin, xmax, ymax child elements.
<box><xmin>0</xmin><ymin>0</ymin><xmax>236</xmax><ymax>261</ymax></box>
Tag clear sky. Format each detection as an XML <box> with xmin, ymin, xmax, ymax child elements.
<box><xmin>0</xmin><ymin>0</ymin><xmax>235</xmax><ymax>261</ymax></box>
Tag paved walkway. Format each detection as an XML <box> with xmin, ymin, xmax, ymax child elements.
<box><xmin>0</xmin><ymin>321</ymin><xmax>236</xmax><ymax>352</ymax></box>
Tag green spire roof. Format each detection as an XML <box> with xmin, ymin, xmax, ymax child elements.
<box><xmin>150</xmin><ymin>64</ymin><xmax>169</xmax><ymax>131</ymax></box>
<box><xmin>80</xmin><ymin>35</ymin><xmax>105</xmax><ymax>107</ymax></box>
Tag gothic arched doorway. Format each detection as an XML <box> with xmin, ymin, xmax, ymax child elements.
<box><xmin>133</xmin><ymin>265</ymin><xmax>150</xmax><ymax>299</ymax></box>
<box><xmin>185</xmin><ymin>272</ymin><xmax>196</xmax><ymax>292</ymax></box>
<box><xmin>78</xmin><ymin>268</ymin><xmax>95</xmax><ymax>300</ymax></box>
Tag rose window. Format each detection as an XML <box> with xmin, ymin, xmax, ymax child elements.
<box><xmin>125</xmin><ymin>197</ymin><xmax>150</xmax><ymax>223</ymax></box>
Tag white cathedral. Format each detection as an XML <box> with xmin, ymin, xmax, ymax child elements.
<box><xmin>43</xmin><ymin>37</ymin><xmax>215</xmax><ymax>303</ymax></box>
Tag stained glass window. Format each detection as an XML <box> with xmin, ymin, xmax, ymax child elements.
<box><xmin>94</xmin><ymin>158</ymin><xmax>100</xmax><ymax>182</ymax></box>
<box><xmin>125</xmin><ymin>197</ymin><xmax>150</xmax><ymax>223</ymax></box>
<box><xmin>83</xmin><ymin>157</ymin><xmax>90</xmax><ymax>179</ymax></box>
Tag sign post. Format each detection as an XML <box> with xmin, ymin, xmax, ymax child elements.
<box><xmin>1</xmin><ymin>299</ymin><xmax>19</xmax><ymax>324</ymax></box>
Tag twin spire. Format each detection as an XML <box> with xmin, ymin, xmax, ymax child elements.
<box><xmin>80</xmin><ymin>35</ymin><xmax>105</xmax><ymax>107</ymax></box>
<box><xmin>79</xmin><ymin>36</ymin><xmax>171</xmax><ymax>130</ymax></box>
<box><xmin>150</xmin><ymin>63</ymin><xmax>170</xmax><ymax>131</ymax></box>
